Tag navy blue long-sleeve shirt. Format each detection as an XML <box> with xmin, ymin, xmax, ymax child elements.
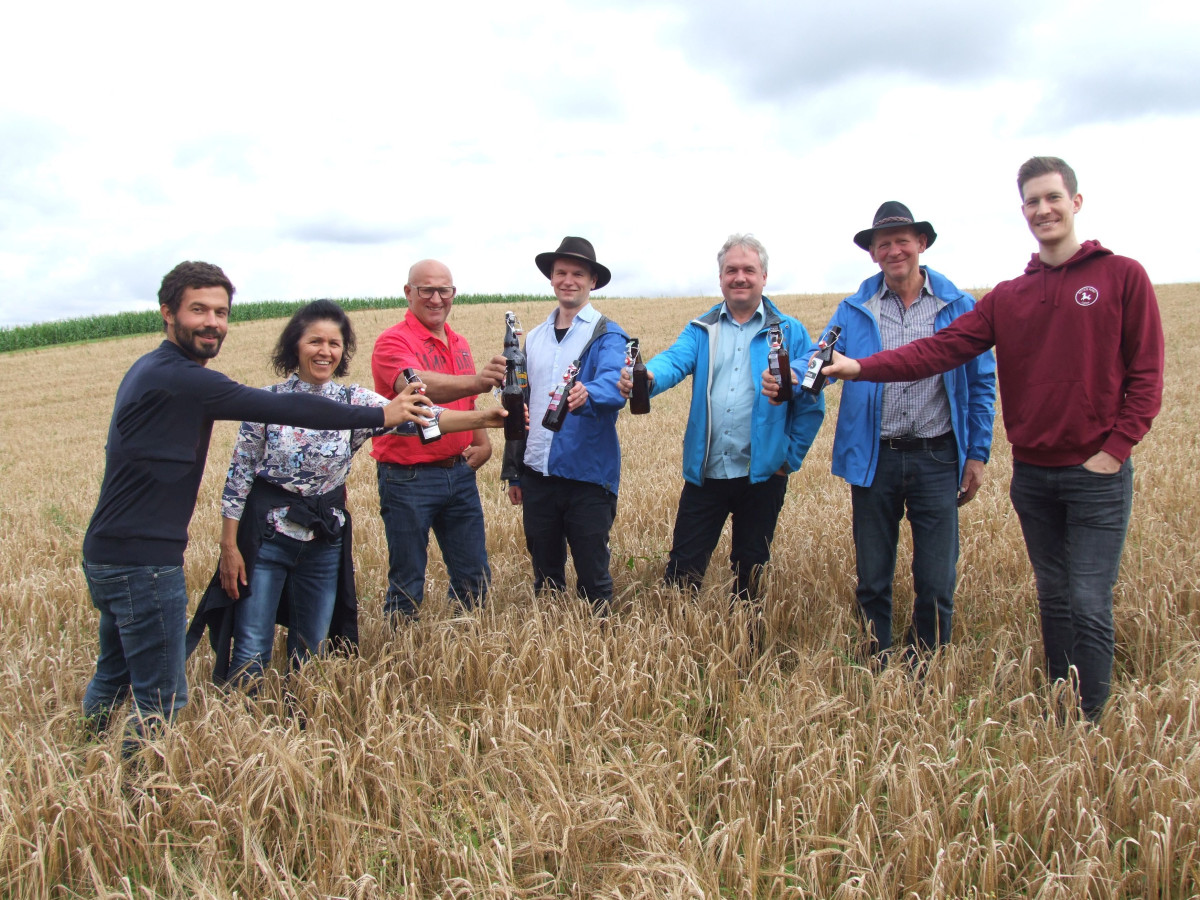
<box><xmin>83</xmin><ymin>341</ymin><xmax>386</xmax><ymax>566</ymax></box>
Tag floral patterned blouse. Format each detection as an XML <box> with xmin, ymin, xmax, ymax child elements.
<box><xmin>222</xmin><ymin>374</ymin><xmax>420</xmax><ymax>541</ymax></box>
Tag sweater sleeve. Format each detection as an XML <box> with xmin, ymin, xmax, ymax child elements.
<box><xmin>858</xmin><ymin>300</ymin><xmax>997</xmax><ymax>383</ymax></box>
<box><xmin>346</xmin><ymin>384</ymin><xmax>418</xmax><ymax>450</ymax></box>
<box><xmin>196</xmin><ymin>368</ymin><xmax>386</xmax><ymax>430</ymax></box>
<box><xmin>1102</xmin><ymin>262</ymin><xmax>1165</xmax><ymax>460</ymax></box>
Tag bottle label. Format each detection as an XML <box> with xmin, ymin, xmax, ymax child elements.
<box><xmin>801</xmin><ymin>355</ymin><xmax>823</xmax><ymax>388</ymax></box>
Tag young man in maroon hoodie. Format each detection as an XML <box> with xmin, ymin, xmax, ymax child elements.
<box><xmin>821</xmin><ymin>157</ymin><xmax>1164</xmax><ymax>721</ymax></box>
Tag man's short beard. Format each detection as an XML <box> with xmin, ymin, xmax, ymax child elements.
<box><xmin>175</xmin><ymin>323</ymin><xmax>224</xmax><ymax>360</ymax></box>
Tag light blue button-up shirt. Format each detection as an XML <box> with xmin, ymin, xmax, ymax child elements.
<box><xmin>705</xmin><ymin>301</ymin><xmax>763</xmax><ymax>480</ymax></box>
<box><xmin>523</xmin><ymin>303</ymin><xmax>603</xmax><ymax>475</ymax></box>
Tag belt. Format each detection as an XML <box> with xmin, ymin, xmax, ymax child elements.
<box><xmin>881</xmin><ymin>432</ymin><xmax>954</xmax><ymax>452</ymax></box>
<box><xmin>380</xmin><ymin>457</ymin><xmax>460</xmax><ymax>470</ymax></box>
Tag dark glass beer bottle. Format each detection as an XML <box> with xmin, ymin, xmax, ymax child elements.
<box><xmin>628</xmin><ymin>338</ymin><xmax>651</xmax><ymax>415</ymax></box>
<box><xmin>767</xmin><ymin>324</ymin><xmax>793</xmax><ymax>403</ymax></box>
<box><xmin>401</xmin><ymin>368</ymin><xmax>442</xmax><ymax>443</ymax></box>
<box><xmin>542</xmin><ymin>359</ymin><xmax>581</xmax><ymax>432</ymax></box>
<box><xmin>800</xmin><ymin>325</ymin><xmax>843</xmax><ymax>394</ymax></box>
<box><xmin>502</xmin><ymin>358</ymin><xmax>527</xmax><ymax>441</ymax></box>
<box><xmin>502</xmin><ymin>311</ymin><xmax>529</xmax><ymax>398</ymax></box>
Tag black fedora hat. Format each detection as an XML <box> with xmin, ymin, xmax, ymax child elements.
<box><xmin>853</xmin><ymin>201</ymin><xmax>937</xmax><ymax>251</ymax></box>
<box><xmin>535</xmin><ymin>236</ymin><xmax>612</xmax><ymax>290</ymax></box>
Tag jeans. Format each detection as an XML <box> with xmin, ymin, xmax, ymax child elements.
<box><xmin>1010</xmin><ymin>459</ymin><xmax>1133</xmax><ymax>720</ymax></box>
<box><xmin>852</xmin><ymin>441</ymin><xmax>960</xmax><ymax>658</ymax></box>
<box><xmin>82</xmin><ymin>560</ymin><xmax>188</xmax><ymax>735</ymax></box>
<box><xmin>520</xmin><ymin>470</ymin><xmax>618</xmax><ymax>607</ymax></box>
<box><xmin>664</xmin><ymin>475</ymin><xmax>788</xmax><ymax>600</ymax></box>
<box><xmin>229</xmin><ymin>530</ymin><xmax>342</xmax><ymax>681</ymax></box>
<box><xmin>377</xmin><ymin>458</ymin><xmax>490</xmax><ymax>618</ymax></box>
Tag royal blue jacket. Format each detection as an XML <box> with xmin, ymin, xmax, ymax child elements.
<box><xmin>825</xmin><ymin>268</ymin><xmax>996</xmax><ymax>487</ymax></box>
<box><xmin>646</xmin><ymin>297</ymin><xmax>824</xmax><ymax>486</ymax></box>
<box><xmin>501</xmin><ymin>315</ymin><xmax>629</xmax><ymax>495</ymax></box>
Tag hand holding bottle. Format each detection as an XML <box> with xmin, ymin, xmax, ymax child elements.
<box><xmin>761</xmin><ymin>366</ymin><xmax>798</xmax><ymax>405</ymax></box>
<box><xmin>382</xmin><ymin>380</ymin><xmax>435</xmax><ymax>429</ymax></box>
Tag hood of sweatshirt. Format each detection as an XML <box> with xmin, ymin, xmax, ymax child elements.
<box><xmin>1021</xmin><ymin>240</ymin><xmax>1112</xmax><ymax>307</ymax></box>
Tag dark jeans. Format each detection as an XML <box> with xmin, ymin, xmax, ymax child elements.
<box><xmin>82</xmin><ymin>560</ymin><xmax>188</xmax><ymax>736</ymax></box>
<box><xmin>520</xmin><ymin>470</ymin><xmax>617</xmax><ymax>607</ymax></box>
<box><xmin>1010</xmin><ymin>458</ymin><xmax>1133</xmax><ymax>720</ymax></box>
<box><xmin>664</xmin><ymin>475</ymin><xmax>788</xmax><ymax>600</ymax></box>
<box><xmin>377</xmin><ymin>458</ymin><xmax>490</xmax><ymax>618</ymax></box>
<box><xmin>230</xmin><ymin>530</ymin><xmax>342</xmax><ymax>681</ymax></box>
<box><xmin>851</xmin><ymin>440</ymin><xmax>959</xmax><ymax>658</ymax></box>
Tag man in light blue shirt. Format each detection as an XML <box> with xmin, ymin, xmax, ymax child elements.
<box><xmin>620</xmin><ymin>234</ymin><xmax>824</xmax><ymax>601</ymax></box>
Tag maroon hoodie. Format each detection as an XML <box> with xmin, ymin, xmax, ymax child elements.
<box><xmin>857</xmin><ymin>240</ymin><xmax>1164</xmax><ymax>467</ymax></box>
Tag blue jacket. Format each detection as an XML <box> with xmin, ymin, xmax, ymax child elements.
<box><xmin>826</xmin><ymin>268</ymin><xmax>996</xmax><ymax>487</ymax></box>
<box><xmin>647</xmin><ymin>297</ymin><xmax>824</xmax><ymax>486</ymax></box>
<box><xmin>502</xmin><ymin>314</ymin><xmax>629</xmax><ymax>495</ymax></box>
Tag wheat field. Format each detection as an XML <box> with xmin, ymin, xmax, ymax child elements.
<box><xmin>0</xmin><ymin>286</ymin><xmax>1197</xmax><ymax>899</ymax></box>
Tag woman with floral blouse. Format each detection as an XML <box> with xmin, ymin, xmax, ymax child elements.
<box><xmin>199</xmin><ymin>299</ymin><xmax>503</xmax><ymax>685</ymax></box>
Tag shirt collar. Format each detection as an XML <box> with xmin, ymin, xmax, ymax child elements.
<box><xmin>545</xmin><ymin>302</ymin><xmax>598</xmax><ymax>328</ymax></box>
<box><xmin>875</xmin><ymin>269</ymin><xmax>932</xmax><ymax>304</ymax></box>
<box><xmin>404</xmin><ymin>309</ymin><xmax>456</xmax><ymax>344</ymax></box>
<box><xmin>718</xmin><ymin>299</ymin><xmax>764</xmax><ymax>325</ymax></box>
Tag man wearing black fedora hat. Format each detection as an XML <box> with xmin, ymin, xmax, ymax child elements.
<box><xmin>501</xmin><ymin>236</ymin><xmax>629</xmax><ymax>610</ymax></box>
<box><xmin>822</xmin><ymin>159</ymin><xmax>1164</xmax><ymax>720</ymax></box>
<box><xmin>789</xmin><ymin>202</ymin><xmax>995</xmax><ymax>666</ymax></box>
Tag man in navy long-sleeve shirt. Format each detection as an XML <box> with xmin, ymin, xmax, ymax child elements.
<box><xmin>81</xmin><ymin>261</ymin><xmax>427</xmax><ymax>747</ymax></box>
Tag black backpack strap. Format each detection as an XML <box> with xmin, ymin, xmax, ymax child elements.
<box><xmin>578</xmin><ymin>315</ymin><xmax>611</xmax><ymax>360</ymax></box>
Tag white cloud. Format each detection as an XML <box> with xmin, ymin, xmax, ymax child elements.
<box><xmin>1</xmin><ymin>0</ymin><xmax>1198</xmax><ymax>328</ymax></box>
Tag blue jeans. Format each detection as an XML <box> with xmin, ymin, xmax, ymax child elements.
<box><xmin>82</xmin><ymin>560</ymin><xmax>188</xmax><ymax>735</ymax></box>
<box><xmin>230</xmin><ymin>530</ymin><xmax>342</xmax><ymax>681</ymax></box>
<box><xmin>664</xmin><ymin>475</ymin><xmax>788</xmax><ymax>601</ymax></box>
<box><xmin>520</xmin><ymin>470</ymin><xmax>618</xmax><ymax>607</ymax></box>
<box><xmin>851</xmin><ymin>441</ymin><xmax>959</xmax><ymax>658</ymax></box>
<box><xmin>377</xmin><ymin>459</ymin><xmax>490</xmax><ymax>618</ymax></box>
<box><xmin>1010</xmin><ymin>459</ymin><xmax>1133</xmax><ymax>720</ymax></box>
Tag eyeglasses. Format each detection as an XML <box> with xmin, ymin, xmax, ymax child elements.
<box><xmin>414</xmin><ymin>285</ymin><xmax>457</xmax><ymax>300</ymax></box>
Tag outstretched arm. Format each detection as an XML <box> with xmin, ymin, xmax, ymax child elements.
<box><xmin>822</xmin><ymin>350</ymin><xmax>862</xmax><ymax>382</ymax></box>
<box><xmin>398</xmin><ymin>354</ymin><xmax>508</xmax><ymax>403</ymax></box>
<box><xmin>381</xmin><ymin>381</ymin><xmax>437</xmax><ymax>429</ymax></box>
<box><xmin>439</xmin><ymin>407</ymin><xmax>508</xmax><ymax>434</ymax></box>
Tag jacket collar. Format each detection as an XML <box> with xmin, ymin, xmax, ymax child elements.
<box><xmin>695</xmin><ymin>295</ymin><xmax>782</xmax><ymax>330</ymax></box>
<box><xmin>849</xmin><ymin>267</ymin><xmax>963</xmax><ymax>315</ymax></box>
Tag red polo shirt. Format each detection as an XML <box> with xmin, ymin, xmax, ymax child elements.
<box><xmin>371</xmin><ymin>311</ymin><xmax>478</xmax><ymax>465</ymax></box>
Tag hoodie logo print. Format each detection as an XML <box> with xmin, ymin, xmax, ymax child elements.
<box><xmin>1075</xmin><ymin>286</ymin><xmax>1099</xmax><ymax>307</ymax></box>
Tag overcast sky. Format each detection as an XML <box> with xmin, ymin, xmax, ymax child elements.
<box><xmin>2</xmin><ymin>0</ymin><xmax>1197</xmax><ymax>328</ymax></box>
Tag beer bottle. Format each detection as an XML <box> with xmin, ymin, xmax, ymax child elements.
<box><xmin>628</xmin><ymin>337</ymin><xmax>651</xmax><ymax>415</ymax></box>
<box><xmin>800</xmin><ymin>325</ymin><xmax>843</xmax><ymax>395</ymax></box>
<box><xmin>767</xmin><ymin>324</ymin><xmax>793</xmax><ymax>403</ymax></box>
<box><xmin>502</xmin><ymin>358</ymin><xmax>527</xmax><ymax>441</ymax></box>
<box><xmin>402</xmin><ymin>368</ymin><xmax>442</xmax><ymax>443</ymax></box>
<box><xmin>502</xmin><ymin>311</ymin><xmax>529</xmax><ymax>398</ymax></box>
<box><xmin>542</xmin><ymin>359</ymin><xmax>581</xmax><ymax>432</ymax></box>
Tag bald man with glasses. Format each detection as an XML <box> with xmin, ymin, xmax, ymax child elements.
<box><xmin>371</xmin><ymin>259</ymin><xmax>508</xmax><ymax>622</ymax></box>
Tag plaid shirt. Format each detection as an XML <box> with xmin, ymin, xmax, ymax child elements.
<box><xmin>877</xmin><ymin>274</ymin><xmax>952</xmax><ymax>439</ymax></box>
